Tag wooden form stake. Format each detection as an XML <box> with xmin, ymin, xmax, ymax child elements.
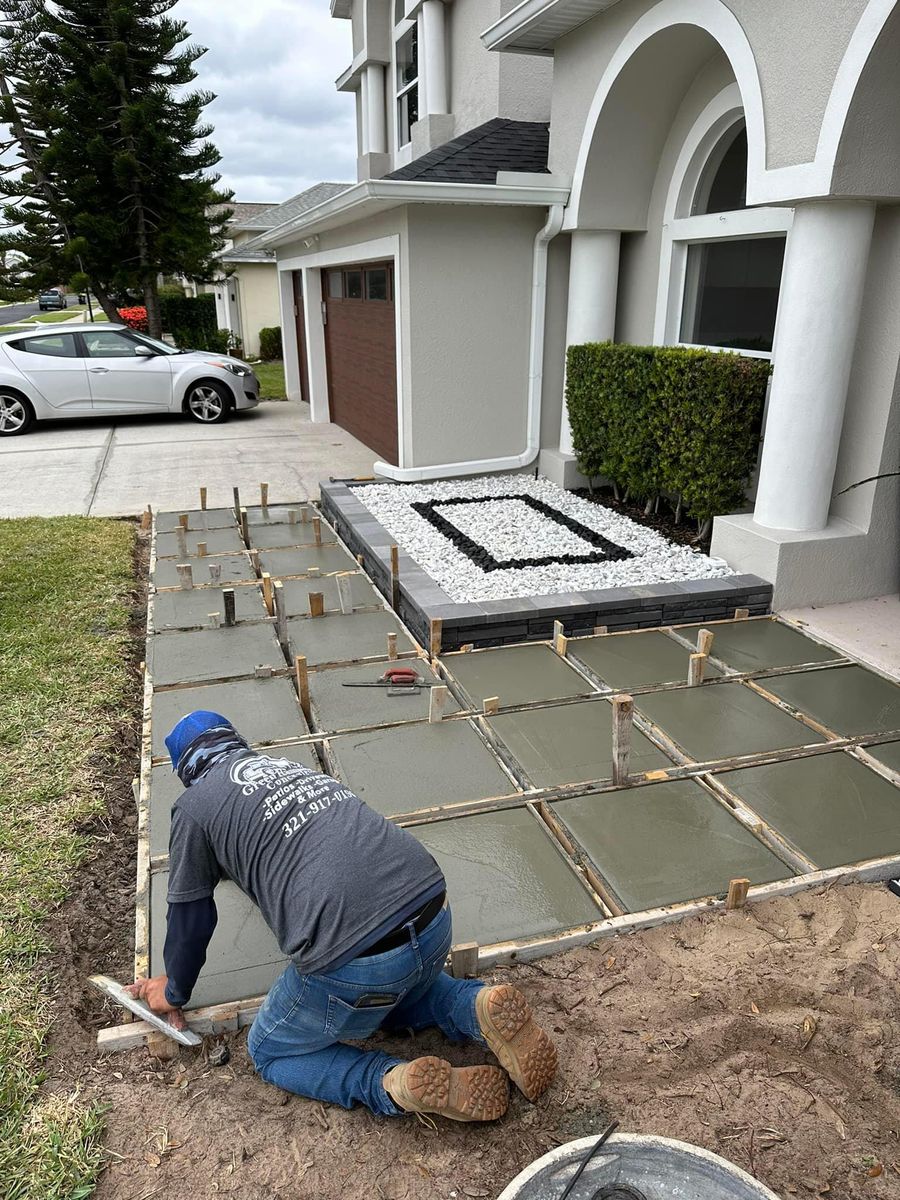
<box><xmin>726</xmin><ymin>878</ymin><xmax>751</xmax><ymax>910</ymax></box>
<box><xmin>429</xmin><ymin>685</ymin><xmax>449</xmax><ymax>723</ymax></box>
<box><xmin>611</xmin><ymin>694</ymin><xmax>634</xmax><ymax>786</ymax></box>
<box><xmin>735</xmin><ymin>607</ymin><xmax>750</xmax><ymax>620</ymax></box>
<box><xmin>594</xmin><ymin>625</ymin><xmax>608</xmax><ymax>637</ymax></box>
<box><xmin>307</xmin><ymin>566</ymin><xmax>320</xmax><ymax>578</ymax></box>
<box><xmin>308</xmin><ymin>591</ymin><xmax>325</xmax><ymax>618</ymax></box>
<box><xmin>301</xmin><ymin>506</ymin><xmax>310</xmax><ymax>524</ymax></box>
<box><xmin>696</xmin><ymin>627</ymin><xmax>715</xmax><ymax>657</ymax></box>
<box><xmin>223</xmin><ymin>588</ymin><xmax>236</xmax><ymax>627</ymax></box>
<box><xmin>176</xmin><ymin>526</ymin><xmax>188</xmax><ymax>558</ymax></box>
<box><xmin>295</xmin><ymin>654</ymin><xmax>311</xmax><ymax>722</ymax></box>
<box><xmin>450</xmin><ymin>942</ymin><xmax>479</xmax><ymax>979</ymax></box>
<box><xmin>208</xmin><ymin>612</ymin><xmax>220</xmax><ymax>629</ymax></box>
<box><xmin>483</xmin><ymin>696</ymin><xmax>499</xmax><ymax>716</ymax></box>
<box><xmin>688</xmin><ymin>652</ymin><xmax>707</xmax><ymax>687</ymax></box>
<box><xmin>232</xmin><ymin>486</ymin><xmax>241</xmax><ymax>519</ymax></box>
<box><xmin>553</xmin><ymin>620</ymin><xmax>568</xmax><ymax>658</ymax></box>
<box><xmin>273</xmin><ymin>581</ymin><xmax>288</xmax><ymax>649</ymax></box>
<box><xmin>312</xmin><ymin>517</ymin><xmax>322</xmax><ymax>547</ymax></box>
<box><xmin>199</xmin><ymin>487</ymin><xmax>207</xmax><ymax>510</ymax></box>
<box><xmin>260</xmin><ymin>482</ymin><xmax>269</xmax><ymax>511</ymax></box>
<box><xmin>336</xmin><ymin>574</ymin><xmax>353</xmax><ymax>615</ymax></box>
<box><xmin>289</xmin><ymin>509</ymin><xmax>298</xmax><ymax>525</ymax></box>
<box><xmin>208</xmin><ymin>562</ymin><xmax>222</xmax><ymax>583</ymax></box>
<box><xmin>178</xmin><ymin>513</ymin><xmax>189</xmax><ymax>530</ymax></box>
<box><xmin>176</xmin><ymin>563</ymin><xmax>193</xmax><ymax>590</ymax></box>
<box><xmin>140</xmin><ymin>506</ymin><xmax>152</xmax><ymax>531</ymax></box>
<box><xmin>197</xmin><ymin>541</ymin><xmax>207</xmax><ymax>558</ymax></box>
<box><xmin>261</xmin><ymin>572</ymin><xmax>274</xmax><ymax>616</ymax></box>
<box><xmin>387</xmin><ymin>632</ymin><xmax>398</xmax><ymax>661</ymax></box>
<box><xmin>430</xmin><ymin>618</ymin><xmax>443</xmax><ymax>659</ymax></box>
<box><xmin>390</xmin><ymin>544</ymin><xmax>400</xmax><ymax>610</ymax></box>
<box><xmin>240</xmin><ymin>506</ymin><xmax>249</xmax><ymax>546</ymax></box>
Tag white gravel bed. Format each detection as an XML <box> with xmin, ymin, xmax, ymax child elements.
<box><xmin>356</xmin><ymin>476</ymin><xmax>734</xmax><ymax>603</ymax></box>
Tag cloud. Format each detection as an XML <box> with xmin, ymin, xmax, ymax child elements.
<box><xmin>175</xmin><ymin>0</ymin><xmax>357</xmax><ymax>201</ymax></box>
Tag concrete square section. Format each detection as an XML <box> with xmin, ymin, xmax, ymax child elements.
<box><xmin>679</xmin><ymin>618</ymin><xmax>842</xmax><ymax>674</ymax></box>
<box><xmin>411</xmin><ymin>808</ymin><xmax>600</xmax><ymax>947</ymax></box>
<box><xmin>442</xmin><ymin>643</ymin><xmax>596</xmax><ymax>709</ymax></box>
<box><xmin>637</xmin><ymin>682</ymin><xmax>827</xmax><ymax>762</ymax></box>
<box><xmin>328</xmin><ymin>720</ymin><xmax>518</xmax><ymax>818</ymax></box>
<box><xmin>147</xmin><ymin>624</ymin><xmax>285</xmax><ymax>686</ymax></box>
<box><xmin>309</xmin><ymin>661</ymin><xmax>459</xmax><ymax>733</ymax></box>
<box><xmin>152</xmin><ymin>553</ymin><xmax>255</xmax><ymax>589</ymax></box>
<box><xmin>870</xmin><ymin>741</ymin><xmax>900</xmax><ymax>774</ymax></box>
<box><xmin>760</xmin><ymin>665</ymin><xmax>900</xmax><ymax>737</ymax></box>
<box><xmin>489</xmin><ymin>700</ymin><xmax>671</xmax><ymax>788</ymax></box>
<box><xmin>156</xmin><ymin>508</ymin><xmax>237</xmax><ymax>533</ymax></box>
<box><xmin>248</xmin><ymin>523</ymin><xmax>335</xmax><ymax>550</ymax></box>
<box><xmin>259</xmin><ymin>544</ymin><xmax>357</xmax><ymax>578</ymax></box>
<box><xmin>552</xmin><ymin>779</ymin><xmax>790</xmax><ymax>912</ymax></box>
<box><xmin>151</xmin><ymin>676</ymin><xmax>306</xmax><ymax>758</ymax></box>
<box><xmin>289</xmin><ymin>610</ymin><xmax>415</xmax><ymax>667</ymax></box>
<box><xmin>722</xmin><ymin>752</ymin><xmax>900</xmax><ymax>870</ymax></box>
<box><xmin>151</xmin><ymin>584</ymin><xmax>265</xmax><ymax>631</ymax></box>
<box><xmin>156</xmin><ymin>527</ymin><xmax>245</xmax><ymax>558</ymax></box>
<box><xmin>278</xmin><ymin>573</ymin><xmax>380</xmax><ymax>616</ymax></box>
<box><xmin>569</xmin><ymin>630</ymin><xmax>721</xmax><ymax>690</ymax></box>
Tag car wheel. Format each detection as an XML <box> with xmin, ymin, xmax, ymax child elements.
<box><xmin>185</xmin><ymin>381</ymin><xmax>230</xmax><ymax>424</ymax></box>
<box><xmin>0</xmin><ymin>392</ymin><xmax>34</xmax><ymax>436</ymax></box>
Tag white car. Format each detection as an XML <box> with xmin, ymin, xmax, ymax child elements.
<box><xmin>0</xmin><ymin>323</ymin><xmax>260</xmax><ymax>436</ymax></box>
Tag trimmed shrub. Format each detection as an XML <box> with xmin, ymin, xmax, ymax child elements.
<box><xmin>258</xmin><ymin>326</ymin><xmax>282</xmax><ymax>362</ymax></box>
<box><xmin>566</xmin><ymin>342</ymin><xmax>771</xmax><ymax>521</ymax></box>
<box><xmin>159</xmin><ymin>292</ymin><xmax>219</xmax><ymax>350</ymax></box>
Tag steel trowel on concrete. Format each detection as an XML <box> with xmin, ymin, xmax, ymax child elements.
<box><xmin>89</xmin><ymin>974</ymin><xmax>203</xmax><ymax>1046</ymax></box>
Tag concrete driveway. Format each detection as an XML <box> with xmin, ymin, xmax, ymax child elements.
<box><xmin>0</xmin><ymin>401</ymin><xmax>377</xmax><ymax>517</ymax></box>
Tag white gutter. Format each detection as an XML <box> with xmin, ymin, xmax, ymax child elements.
<box><xmin>373</xmin><ymin>203</ymin><xmax>566</xmax><ymax>482</ymax></box>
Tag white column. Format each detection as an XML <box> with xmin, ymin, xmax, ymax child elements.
<box><xmin>754</xmin><ymin>200</ymin><xmax>875</xmax><ymax>532</ymax></box>
<box><xmin>559</xmin><ymin>229</ymin><xmax>621</xmax><ymax>454</ymax></box>
<box><xmin>365</xmin><ymin>64</ymin><xmax>386</xmax><ymax>155</ymax></box>
<box><xmin>422</xmin><ymin>0</ymin><xmax>448</xmax><ymax>116</ymax></box>
<box><xmin>359</xmin><ymin>72</ymin><xmax>369</xmax><ymax>155</ymax></box>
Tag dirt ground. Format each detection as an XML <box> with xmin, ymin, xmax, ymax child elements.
<box><xmin>38</xmin><ymin>527</ymin><xmax>900</xmax><ymax>1199</ymax></box>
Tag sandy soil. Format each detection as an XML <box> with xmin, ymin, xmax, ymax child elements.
<box><xmin>38</xmin><ymin>527</ymin><xmax>900</xmax><ymax>1199</ymax></box>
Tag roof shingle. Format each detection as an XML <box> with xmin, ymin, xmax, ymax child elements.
<box><xmin>385</xmin><ymin>119</ymin><xmax>550</xmax><ymax>184</ymax></box>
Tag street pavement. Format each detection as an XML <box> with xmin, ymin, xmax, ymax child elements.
<box><xmin>0</xmin><ymin>302</ymin><xmax>40</xmax><ymax>324</ymax></box>
<box><xmin>0</xmin><ymin>401</ymin><xmax>376</xmax><ymax>517</ymax></box>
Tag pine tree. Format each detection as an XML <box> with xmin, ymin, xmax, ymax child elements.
<box><xmin>0</xmin><ymin>0</ymin><xmax>232</xmax><ymax>333</ymax></box>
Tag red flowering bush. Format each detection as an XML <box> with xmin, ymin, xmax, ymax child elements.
<box><xmin>117</xmin><ymin>306</ymin><xmax>148</xmax><ymax>332</ymax></box>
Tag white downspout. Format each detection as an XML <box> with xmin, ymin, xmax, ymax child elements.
<box><xmin>373</xmin><ymin>203</ymin><xmax>566</xmax><ymax>481</ymax></box>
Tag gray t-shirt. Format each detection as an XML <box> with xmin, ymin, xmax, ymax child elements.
<box><xmin>167</xmin><ymin>749</ymin><xmax>444</xmax><ymax>975</ymax></box>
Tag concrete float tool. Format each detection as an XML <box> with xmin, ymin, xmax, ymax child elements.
<box><xmin>89</xmin><ymin>975</ymin><xmax>202</xmax><ymax>1047</ymax></box>
<box><xmin>342</xmin><ymin>665</ymin><xmax>434</xmax><ymax>695</ymax></box>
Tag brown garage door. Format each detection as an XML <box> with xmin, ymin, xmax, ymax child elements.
<box><xmin>322</xmin><ymin>261</ymin><xmax>398</xmax><ymax>465</ymax></box>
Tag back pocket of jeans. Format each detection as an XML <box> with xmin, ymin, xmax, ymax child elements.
<box><xmin>325</xmin><ymin>993</ymin><xmax>400</xmax><ymax>1040</ymax></box>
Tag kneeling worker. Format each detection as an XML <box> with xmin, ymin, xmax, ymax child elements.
<box><xmin>128</xmin><ymin>711</ymin><xmax>557</xmax><ymax>1121</ymax></box>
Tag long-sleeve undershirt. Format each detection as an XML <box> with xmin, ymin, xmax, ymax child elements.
<box><xmin>163</xmin><ymin>897</ymin><xmax>218</xmax><ymax>1008</ymax></box>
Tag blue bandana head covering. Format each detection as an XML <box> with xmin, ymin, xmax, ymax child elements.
<box><xmin>165</xmin><ymin>711</ymin><xmax>232</xmax><ymax>771</ymax></box>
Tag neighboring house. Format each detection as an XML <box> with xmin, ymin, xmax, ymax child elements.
<box><xmin>214</xmin><ymin>187</ymin><xmax>351</xmax><ymax>356</ymax></box>
<box><xmin>262</xmin><ymin>0</ymin><xmax>900</xmax><ymax>612</ymax></box>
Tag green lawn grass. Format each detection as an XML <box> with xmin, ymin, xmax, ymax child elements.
<box><xmin>25</xmin><ymin>309</ymin><xmax>85</xmax><ymax>324</ymax></box>
<box><xmin>0</xmin><ymin>517</ymin><xmax>136</xmax><ymax>1198</ymax></box>
<box><xmin>253</xmin><ymin>358</ymin><xmax>286</xmax><ymax>399</ymax></box>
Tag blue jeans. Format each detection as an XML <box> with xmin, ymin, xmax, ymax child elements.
<box><xmin>247</xmin><ymin>905</ymin><xmax>485</xmax><ymax>1116</ymax></box>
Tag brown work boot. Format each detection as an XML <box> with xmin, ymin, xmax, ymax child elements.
<box><xmin>383</xmin><ymin>1056</ymin><xmax>508</xmax><ymax>1122</ymax></box>
<box><xmin>476</xmin><ymin>984</ymin><xmax>557</xmax><ymax>1102</ymax></box>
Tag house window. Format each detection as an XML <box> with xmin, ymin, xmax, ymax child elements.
<box><xmin>395</xmin><ymin>24</ymin><xmax>418</xmax><ymax>147</ymax></box>
<box><xmin>326</xmin><ymin>263</ymin><xmax>393</xmax><ymax>303</ymax></box>
<box><xmin>670</xmin><ymin>120</ymin><xmax>791</xmax><ymax>358</ymax></box>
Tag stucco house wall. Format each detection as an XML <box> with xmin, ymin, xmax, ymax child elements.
<box><xmin>232</xmin><ymin>264</ymin><xmax>280</xmax><ymax>359</ymax></box>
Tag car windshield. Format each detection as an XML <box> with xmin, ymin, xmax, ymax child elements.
<box><xmin>127</xmin><ymin>331</ymin><xmax>180</xmax><ymax>356</ymax></box>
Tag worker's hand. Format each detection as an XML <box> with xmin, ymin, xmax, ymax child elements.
<box><xmin>126</xmin><ymin>975</ymin><xmax>188</xmax><ymax>1031</ymax></box>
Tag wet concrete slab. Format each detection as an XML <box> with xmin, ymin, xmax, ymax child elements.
<box><xmin>151</xmin><ymin>677</ymin><xmax>306</xmax><ymax>758</ymax></box>
<box><xmin>248</xmin><ymin>523</ymin><xmax>335</xmax><ymax>550</ymax></box>
<box><xmin>310</xmin><ymin>661</ymin><xmax>458</xmax><ymax>733</ymax></box>
<box><xmin>245</xmin><ymin>504</ymin><xmax>315</xmax><ymax>526</ymax></box>
<box><xmin>569</xmin><ymin>630</ymin><xmax>721</xmax><ymax>690</ymax></box>
<box><xmin>636</xmin><ymin>683</ymin><xmax>827</xmax><ymax>762</ymax></box>
<box><xmin>150</xmin><ymin>872</ymin><xmax>285</xmax><ymax>1008</ymax></box>
<box><xmin>442</xmin><ymin>644</ymin><xmax>595</xmax><ymax>709</ymax></box>
<box><xmin>553</xmin><ymin>779</ymin><xmax>790</xmax><ymax>912</ymax></box>
<box><xmin>869</xmin><ymin>741</ymin><xmax>900</xmax><ymax>774</ymax></box>
<box><xmin>147</xmin><ymin>624</ymin><xmax>285</xmax><ymax>686</ymax></box>
<box><xmin>156</xmin><ymin>527</ymin><xmax>245</xmax><ymax>558</ymax></box>
<box><xmin>156</xmin><ymin>508</ymin><xmax>236</xmax><ymax>533</ymax></box>
<box><xmin>152</xmin><ymin>553</ymin><xmax>255</xmax><ymax>589</ymax></box>
<box><xmin>288</xmin><ymin>610</ymin><xmax>416</xmax><ymax>667</ymax></box>
<box><xmin>329</xmin><ymin>720</ymin><xmax>517</xmax><ymax>817</ymax></box>
<box><xmin>678</xmin><ymin>618</ymin><xmax>842</xmax><ymax>673</ymax></box>
<box><xmin>148</xmin><ymin>742</ymin><xmax>322</xmax><ymax>855</ymax></box>
<box><xmin>151</xmin><ymin>584</ymin><xmax>265</xmax><ymax>630</ymax></box>
<box><xmin>761</xmin><ymin>666</ymin><xmax>900</xmax><ymax>737</ymax></box>
<box><xmin>259</xmin><ymin>544</ymin><xmax>357</xmax><ymax>578</ymax></box>
<box><xmin>279</xmin><ymin>573</ymin><xmax>380</xmax><ymax>616</ymax></box>
<box><xmin>412</xmin><ymin>808</ymin><xmax>599</xmax><ymax>947</ymax></box>
<box><xmin>723</xmin><ymin>752</ymin><xmax>900</xmax><ymax>870</ymax></box>
<box><xmin>488</xmin><ymin>700</ymin><xmax>671</xmax><ymax>788</ymax></box>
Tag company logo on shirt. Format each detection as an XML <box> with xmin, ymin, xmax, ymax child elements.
<box><xmin>229</xmin><ymin>754</ymin><xmax>314</xmax><ymax>795</ymax></box>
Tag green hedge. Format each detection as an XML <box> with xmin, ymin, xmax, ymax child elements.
<box><xmin>159</xmin><ymin>292</ymin><xmax>220</xmax><ymax>350</ymax></box>
<box><xmin>258</xmin><ymin>326</ymin><xmax>282</xmax><ymax>361</ymax></box>
<box><xmin>566</xmin><ymin>342</ymin><xmax>771</xmax><ymax>521</ymax></box>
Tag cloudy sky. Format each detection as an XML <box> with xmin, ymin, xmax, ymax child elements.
<box><xmin>176</xmin><ymin>0</ymin><xmax>357</xmax><ymax>203</ymax></box>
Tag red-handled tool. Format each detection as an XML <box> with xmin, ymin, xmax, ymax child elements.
<box><xmin>342</xmin><ymin>666</ymin><xmax>431</xmax><ymax>690</ymax></box>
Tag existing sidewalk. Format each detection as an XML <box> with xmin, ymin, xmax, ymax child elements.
<box><xmin>783</xmin><ymin>593</ymin><xmax>900</xmax><ymax>680</ymax></box>
<box><xmin>0</xmin><ymin>402</ymin><xmax>376</xmax><ymax>518</ymax></box>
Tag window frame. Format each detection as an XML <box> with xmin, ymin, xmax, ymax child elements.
<box><xmin>393</xmin><ymin>15</ymin><xmax>418</xmax><ymax>151</ymax></box>
<box><xmin>324</xmin><ymin>261</ymin><xmax>394</xmax><ymax>304</ymax></box>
